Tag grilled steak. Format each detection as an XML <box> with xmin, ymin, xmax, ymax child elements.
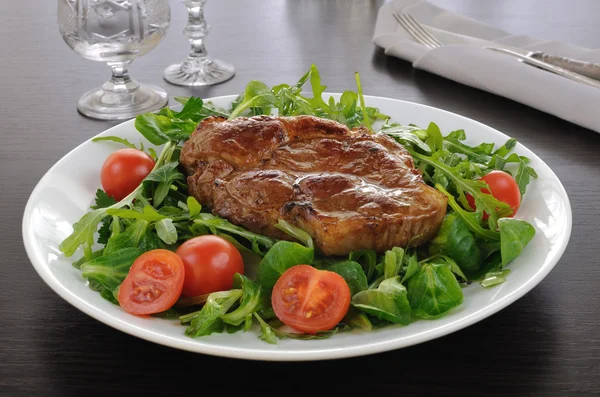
<box><xmin>180</xmin><ymin>115</ymin><xmax>447</xmax><ymax>256</ymax></box>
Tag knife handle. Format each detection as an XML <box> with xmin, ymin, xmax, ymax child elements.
<box><xmin>487</xmin><ymin>46</ymin><xmax>600</xmax><ymax>89</ymax></box>
<box><xmin>529</xmin><ymin>51</ymin><xmax>600</xmax><ymax>81</ymax></box>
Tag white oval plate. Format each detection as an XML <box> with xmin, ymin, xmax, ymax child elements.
<box><xmin>22</xmin><ymin>94</ymin><xmax>572</xmax><ymax>361</ymax></box>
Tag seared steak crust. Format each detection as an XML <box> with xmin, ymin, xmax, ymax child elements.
<box><xmin>180</xmin><ymin>115</ymin><xmax>447</xmax><ymax>256</ymax></box>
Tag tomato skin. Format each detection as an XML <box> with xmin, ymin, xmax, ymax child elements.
<box><xmin>272</xmin><ymin>265</ymin><xmax>351</xmax><ymax>334</ymax></box>
<box><xmin>100</xmin><ymin>148</ymin><xmax>155</xmax><ymax>201</ymax></box>
<box><xmin>466</xmin><ymin>170</ymin><xmax>521</xmax><ymax>220</ymax></box>
<box><xmin>118</xmin><ymin>249</ymin><xmax>185</xmax><ymax>316</ymax></box>
<box><xmin>175</xmin><ymin>235</ymin><xmax>244</xmax><ymax>297</ymax></box>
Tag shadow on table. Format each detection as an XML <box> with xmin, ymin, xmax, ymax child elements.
<box><xmin>32</xmin><ymin>288</ymin><xmax>557</xmax><ymax>397</ymax></box>
<box><xmin>371</xmin><ymin>47</ymin><xmax>418</xmax><ymax>85</ymax></box>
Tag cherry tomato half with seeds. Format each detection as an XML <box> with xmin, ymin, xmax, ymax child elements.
<box><xmin>466</xmin><ymin>170</ymin><xmax>521</xmax><ymax>220</ymax></box>
<box><xmin>118</xmin><ymin>249</ymin><xmax>185</xmax><ymax>316</ymax></box>
<box><xmin>272</xmin><ymin>265</ymin><xmax>351</xmax><ymax>334</ymax></box>
<box><xmin>101</xmin><ymin>148</ymin><xmax>155</xmax><ymax>201</ymax></box>
<box><xmin>175</xmin><ymin>235</ymin><xmax>244</xmax><ymax>297</ymax></box>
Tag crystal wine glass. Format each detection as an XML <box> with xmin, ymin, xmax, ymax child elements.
<box><xmin>163</xmin><ymin>0</ymin><xmax>235</xmax><ymax>86</ymax></box>
<box><xmin>58</xmin><ymin>0</ymin><xmax>171</xmax><ymax>120</ymax></box>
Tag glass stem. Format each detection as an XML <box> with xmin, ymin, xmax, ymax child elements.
<box><xmin>103</xmin><ymin>61</ymin><xmax>139</xmax><ymax>94</ymax></box>
<box><xmin>185</xmin><ymin>1</ymin><xmax>209</xmax><ymax>61</ymax></box>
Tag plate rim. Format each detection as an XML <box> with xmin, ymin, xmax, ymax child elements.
<box><xmin>22</xmin><ymin>93</ymin><xmax>573</xmax><ymax>361</ymax></box>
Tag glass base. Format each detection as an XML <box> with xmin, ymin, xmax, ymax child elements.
<box><xmin>77</xmin><ymin>83</ymin><xmax>168</xmax><ymax>121</ymax></box>
<box><xmin>163</xmin><ymin>58</ymin><xmax>235</xmax><ymax>86</ymax></box>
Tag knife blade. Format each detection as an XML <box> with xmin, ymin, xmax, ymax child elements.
<box><xmin>485</xmin><ymin>46</ymin><xmax>600</xmax><ymax>89</ymax></box>
<box><xmin>473</xmin><ymin>40</ymin><xmax>600</xmax><ymax>82</ymax></box>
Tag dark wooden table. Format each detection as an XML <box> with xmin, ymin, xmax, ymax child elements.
<box><xmin>2</xmin><ymin>1</ymin><xmax>599</xmax><ymax>396</ymax></box>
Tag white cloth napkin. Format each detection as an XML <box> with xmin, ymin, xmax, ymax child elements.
<box><xmin>373</xmin><ymin>0</ymin><xmax>600</xmax><ymax>133</ymax></box>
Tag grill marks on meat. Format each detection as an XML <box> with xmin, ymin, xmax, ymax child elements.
<box><xmin>180</xmin><ymin>115</ymin><xmax>447</xmax><ymax>256</ymax></box>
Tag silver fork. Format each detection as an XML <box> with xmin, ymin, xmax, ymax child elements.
<box><xmin>393</xmin><ymin>12</ymin><xmax>442</xmax><ymax>49</ymax></box>
<box><xmin>393</xmin><ymin>12</ymin><xmax>600</xmax><ymax>89</ymax></box>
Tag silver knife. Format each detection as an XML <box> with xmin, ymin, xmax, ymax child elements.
<box><xmin>527</xmin><ymin>51</ymin><xmax>600</xmax><ymax>81</ymax></box>
<box><xmin>438</xmin><ymin>33</ymin><xmax>600</xmax><ymax>87</ymax></box>
<box><xmin>485</xmin><ymin>46</ymin><xmax>600</xmax><ymax>89</ymax></box>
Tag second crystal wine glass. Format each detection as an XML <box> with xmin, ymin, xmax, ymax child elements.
<box><xmin>58</xmin><ymin>0</ymin><xmax>171</xmax><ymax>120</ymax></box>
<box><xmin>163</xmin><ymin>0</ymin><xmax>235</xmax><ymax>86</ymax></box>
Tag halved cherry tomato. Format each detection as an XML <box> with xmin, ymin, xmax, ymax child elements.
<box><xmin>118</xmin><ymin>249</ymin><xmax>185</xmax><ymax>315</ymax></box>
<box><xmin>101</xmin><ymin>148</ymin><xmax>155</xmax><ymax>201</ymax></box>
<box><xmin>175</xmin><ymin>235</ymin><xmax>244</xmax><ymax>297</ymax></box>
<box><xmin>466</xmin><ymin>170</ymin><xmax>521</xmax><ymax>220</ymax></box>
<box><xmin>272</xmin><ymin>265</ymin><xmax>351</xmax><ymax>334</ymax></box>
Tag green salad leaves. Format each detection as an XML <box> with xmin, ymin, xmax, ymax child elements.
<box><xmin>59</xmin><ymin>64</ymin><xmax>538</xmax><ymax>344</ymax></box>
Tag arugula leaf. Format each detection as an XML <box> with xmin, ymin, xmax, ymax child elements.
<box><xmin>106</xmin><ymin>205</ymin><xmax>165</xmax><ymax>222</ymax></box>
<box><xmin>174</xmin><ymin>96</ymin><xmax>231</xmax><ymax>119</ymax></box>
<box><xmin>229</xmin><ymin>81</ymin><xmax>278</xmax><ymax>119</ymax></box>
<box><xmin>401</xmin><ymin>254</ymin><xmax>420</xmax><ymax>284</ymax></box>
<box><xmin>187</xmin><ymin>196</ymin><xmax>201</xmax><ymax>217</ymax></box>
<box><xmin>175</xmin><ymin>97</ymin><xmax>204</xmax><ymax>121</ymax></box>
<box><xmin>100</xmin><ymin>288</ymin><xmax>119</xmax><ymax>304</ymax></box>
<box><xmin>384</xmin><ymin>247</ymin><xmax>404</xmax><ymax>279</ymax></box>
<box><xmin>422</xmin><ymin>254</ymin><xmax>468</xmax><ymax>284</ymax></box>
<box><xmin>349</xmin><ymin>249</ymin><xmax>378</xmax><ymax>282</ymax></box>
<box><xmin>254</xmin><ymin>313</ymin><xmax>278</xmax><ymax>344</ymax></box>
<box><xmin>60</xmin><ymin>209</ymin><xmax>113</xmax><ymax>259</ymax></box>
<box><xmin>91</xmin><ymin>136</ymin><xmax>137</xmax><ymax>149</ymax></box>
<box><xmin>60</xmin><ymin>142</ymin><xmax>177</xmax><ymax>259</ymax></box>
<box><xmin>354</xmin><ymin>71</ymin><xmax>371</xmax><ymax>130</ymax></box>
<box><xmin>134</xmin><ymin>114</ymin><xmax>172</xmax><ymax>145</ymax></box>
<box><xmin>253</xmin><ymin>314</ymin><xmax>348</xmax><ymax>343</ymax></box>
<box><xmin>498</xmin><ymin>218</ymin><xmax>536</xmax><ymax>266</ymax></box>
<box><xmin>304</xmin><ymin>64</ymin><xmax>328</xmax><ymax>110</ymax></box>
<box><xmin>221</xmin><ymin>274</ymin><xmax>263</xmax><ymax>326</ymax></box>
<box><xmin>478</xmin><ymin>240</ymin><xmax>501</xmax><ymax>260</ymax></box>
<box><xmin>493</xmin><ymin>138</ymin><xmax>517</xmax><ymax>157</ymax></box>
<box><xmin>446</xmin><ymin>257</ymin><xmax>468</xmax><ymax>283</ymax></box>
<box><xmin>72</xmin><ymin>249</ymin><xmax>103</xmax><ymax>270</ymax></box>
<box><xmin>514</xmin><ymin>159</ymin><xmax>538</xmax><ymax>196</ymax></box>
<box><xmin>256</xmin><ymin>241</ymin><xmax>314</xmax><ymax>289</ymax></box>
<box><xmin>339</xmin><ymin>91</ymin><xmax>358</xmax><ymax>121</ymax></box>
<box><xmin>103</xmin><ymin>219</ymin><xmax>161</xmax><ymax>255</ymax></box>
<box><xmin>273</xmin><ymin>219</ymin><xmax>314</xmax><ymax>249</ymax></box>
<box><xmin>157</xmin><ymin>205</ymin><xmax>185</xmax><ymax>217</ymax></box>
<box><xmin>155</xmin><ymin>218</ymin><xmax>177</xmax><ymax>245</ymax></box>
<box><xmin>435</xmin><ymin>184</ymin><xmax>500</xmax><ymax>241</ymax></box>
<box><xmin>414</xmin><ymin>153</ymin><xmax>512</xmax><ymax>230</ymax></box>
<box><xmin>80</xmin><ymin>247</ymin><xmax>143</xmax><ymax>301</ymax></box>
<box><xmin>407</xmin><ymin>263</ymin><xmax>464</xmax><ymax>319</ymax></box>
<box><xmin>182</xmin><ymin>290</ymin><xmax>243</xmax><ymax>337</ymax></box>
<box><xmin>134</xmin><ymin>113</ymin><xmax>198</xmax><ymax>144</ymax></box>
<box><xmin>144</xmin><ymin>161</ymin><xmax>184</xmax><ymax>183</ymax></box>
<box><xmin>425</xmin><ymin>122</ymin><xmax>443</xmax><ymax>152</ymax></box>
<box><xmin>323</xmin><ymin>261</ymin><xmax>368</xmax><ymax>296</ymax></box>
<box><xmin>227</xmin><ymin>64</ymin><xmax>388</xmax><ymax>129</ymax></box>
<box><xmin>193</xmin><ymin>214</ymin><xmax>275</xmax><ymax>254</ymax></box>
<box><xmin>380</xmin><ymin>123</ymin><xmax>432</xmax><ymax>154</ymax></box>
<box><xmin>352</xmin><ymin>276</ymin><xmax>411</xmax><ymax>325</ymax></box>
<box><xmin>443</xmin><ymin>129</ymin><xmax>493</xmax><ymax>164</ymax></box>
<box><xmin>343</xmin><ymin>307</ymin><xmax>373</xmax><ymax>331</ymax></box>
<box><xmin>481</xmin><ymin>269</ymin><xmax>511</xmax><ymax>288</ymax></box>
<box><xmin>429</xmin><ymin>213</ymin><xmax>481</xmax><ymax>272</ymax></box>
<box><xmin>143</xmin><ymin>162</ymin><xmax>185</xmax><ymax>206</ymax></box>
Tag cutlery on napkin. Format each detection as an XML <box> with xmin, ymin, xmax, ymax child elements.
<box><xmin>373</xmin><ymin>0</ymin><xmax>600</xmax><ymax>133</ymax></box>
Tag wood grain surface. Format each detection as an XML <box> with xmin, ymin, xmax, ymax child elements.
<box><xmin>1</xmin><ymin>1</ymin><xmax>599</xmax><ymax>396</ymax></box>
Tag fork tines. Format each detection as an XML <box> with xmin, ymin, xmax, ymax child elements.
<box><xmin>393</xmin><ymin>12</ymin><xmax>442</xmax><ymax>49</ymax></box>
